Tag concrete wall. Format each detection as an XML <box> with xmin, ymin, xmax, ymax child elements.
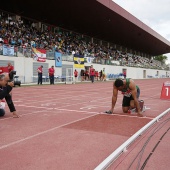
<box><xmin>0</xmin><ymin>55</ymin><xmax>169</xmax><ymax>83</ymax></box>
<box><xmin>84</xmin><ymin>63</ymin><xmax>169</xmax><ymax>79</ymax></box>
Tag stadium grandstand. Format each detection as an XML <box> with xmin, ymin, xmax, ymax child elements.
<box><xmin>1</xmin><ymin>1</ymin><xmax>170</xmax><ymax>170</ymax></box>
<box><xmin>0</xmin><ymin>0</ymin><xmax>170</xmax><ymax>83</ymax></box>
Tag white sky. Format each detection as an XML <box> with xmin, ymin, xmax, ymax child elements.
<box><xmin>112</xmin><ymin>0</ymin><xmax>170</xmax><ymax>64</ymax></box>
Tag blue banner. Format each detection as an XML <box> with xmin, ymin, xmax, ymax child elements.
<box><xmin>55</xmin><ymin>52</ymin><xmax>62</xmax><ymax>67</ymax></box>
<box><xmin>3</xmin><ymin>45</ymin><xmax>14</xmax><ymax>56</ymax></box>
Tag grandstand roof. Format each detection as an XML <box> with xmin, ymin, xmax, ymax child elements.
<box><xmin>2</xmin><ymin>0</ymin><xmax>170</xmax><ymax>56</ymax></box>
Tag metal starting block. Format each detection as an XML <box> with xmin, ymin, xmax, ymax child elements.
<box><xmin>128</xmin><ymin>105</ymin><xmax>150</xmax><ymax>114</ymax></box>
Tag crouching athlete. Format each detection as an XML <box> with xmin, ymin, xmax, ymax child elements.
<box><xmin>106</xmin><ymin>78</ymin><xmax>143</xmax><ymax>117</ymax></box>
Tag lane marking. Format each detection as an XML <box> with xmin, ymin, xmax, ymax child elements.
<box><xmin>2</xmin><ymin>103</ymin><xmax>154</xmax><ymax>120</ymax></box>
<box><xmin>0</xmin><ymin>110</ymin><xmax>46</xmax><ymax>121</ymax></box>
<box><xmin>0</xmin><ymin>114</ymin><xmax>98</xmax><ymax>150</ymax></box>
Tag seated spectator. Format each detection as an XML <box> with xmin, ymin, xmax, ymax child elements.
<box><xmin>0</xmin><ymin>37</ymin><xmax>3</xmax><ymax>43</ymax></box>
<box><xmin>0</xmin><ymin>12</ymin><xmax>165</xmax><ymax>70</ymax></box>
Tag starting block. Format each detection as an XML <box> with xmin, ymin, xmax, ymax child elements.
<box><xmin>128</xmin><ymin>100</ymin><xmax>149</xmax><ymax>114</ymax></box>
<box><xmin>128</xmin><ymin>105</ymin><xmax>150</xmax><ymax>114</ymax></box>
<box><xmin>160</xmin><ymin>81</ymin><xmax>170</xmax><ymax>100</ymax></box>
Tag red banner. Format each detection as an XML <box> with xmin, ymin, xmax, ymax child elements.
<box><xmin>0</xmin><ymin>67</ymin><xmax>9</xmax><ymax>74</ymax></box>
<box><xmin>32</xmin><ymin>48</ymin><xmax>46</xmax><ymax>62</ymax></box>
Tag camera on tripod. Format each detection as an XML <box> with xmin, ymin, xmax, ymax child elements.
<box><xmin>9</xmin><ymin>70</ymin><xmax>16</xmax><ymax>81</ymax></box>
<box><xmin>9</xmin><ymin>70</ymin><xmax>21</xmax><ymax>86</ymax></box>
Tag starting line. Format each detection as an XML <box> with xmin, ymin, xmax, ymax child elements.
<box><xmin>80</xmin><ymin>106</ymin><xmax>97</xmax><ymax>110</ymax></box>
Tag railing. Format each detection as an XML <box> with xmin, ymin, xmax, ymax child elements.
<box><xmin>94</xmin><ymin>108</ymin><xmax>170</xmax><ymax>170</ymax></box>
<box><xmin>0</xmin><ymin>44</ymin><xmax>168</xmax><ymax>70</ymax></box>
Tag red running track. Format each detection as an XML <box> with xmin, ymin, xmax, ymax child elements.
<box><xmin>0</xmin><ymin>79</ymin><xmax>169</xmax><ymax>170</ymax></box>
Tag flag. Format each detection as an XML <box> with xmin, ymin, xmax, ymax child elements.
<box><xmin>85</xmin><ymin>57</ymin><xmax>94</xmax><ymax>63</ymax></box>
<box><xmin>3</xmin><ymin>45</ymin><xmax>14</xmax><ymax>56</ymax></box>
<box><xmin>74</xmin><ymin>54</ymin><xmax>84</xmax><ymax>68</ymax></box>
<box><xmin>55</xmin><ymin>52</ymin><xmax>62</xmax><ymax>67</ymax></box>
<box><xmin>32</xmin><ymin>48</ymin><xmax>46</xmax><ymax>62</ymax></box>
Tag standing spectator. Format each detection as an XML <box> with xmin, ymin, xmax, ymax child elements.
<box><xmin>7</xmin><ymin>62</ymin><xmax>14</xmax><ymax>73</ymax></box>
<box><xmin>123</xmin><ymin>70</ymin><xmax>126</xmax><ymax>79</ymax></box>
<box><xmin>85</xmin><ymin>69</ymin><xmax>89</xmax><ymax>81</ymax></box>
<box><xmin>90</xmin><ymin>65</ymin><xmax>95</xmax><ymax>83</ymax></box>
<box><xmin>80</xmin><ymin>69</ymin><xmax>85</xmax><ymax>81</ymax></box>
<box><xmin>3</xmin><ymin>37</ymin><xmax>8</xmax><ymax>44</ymax></box>
<box><xmin>102</xmin><ymin>68</ymin><xmax>106</xmax><ymax>81</ymax></box>
<box><xmin>48</xmin><ymin>66</ymin><xmax>55</xmax><ymax>85</ymax></box>
<box><xmin>37</xmin><ymin>65</ymin><xmax>43</xmax><ymax>85</ymax></box>
<box><xmin>99</xmin><ymin>70</ymin><xmax>103</xmax><ymax>81</ymax></box>
<box><xmin>74</xmin><ymin>69</ymin><xmax>78</xmax><ymax>83</ymax></box>
<box><xmin>95</xmin><ymin>71</ymin><xmax>99</xmax><ymax>81</ymax></box>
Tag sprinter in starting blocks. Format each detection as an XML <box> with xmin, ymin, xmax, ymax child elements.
<box><xmin>105</xmin><ymin>78</ymin><xmax>144</xmax><ymax>117</ymax></box>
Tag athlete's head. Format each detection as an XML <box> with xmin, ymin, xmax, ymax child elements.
<box><xmin>114</xmin><ymin>79</ymin><xmax>124</xmax><ymax>90</ymax></box>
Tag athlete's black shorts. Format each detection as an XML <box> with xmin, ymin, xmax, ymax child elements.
<box><xmin>122</xmin><ymin>88</ymin><xmax>140</xmax><ymax>107</ymax></box>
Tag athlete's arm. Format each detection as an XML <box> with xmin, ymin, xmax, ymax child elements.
<box><xmin>110</xmin><ymin>85</ymin><xmax>118</xmax><ymax>113</ymax></box>
<box><xmin>129</xmin><ymin>80</ymin><xmax>141</xmax><ymax>114</ymax></box>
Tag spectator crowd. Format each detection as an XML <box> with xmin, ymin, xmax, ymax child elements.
<box><xmin>0</xmin><ymin>11</ymin><xmax>166</xmax><ymax>70</ymax></box>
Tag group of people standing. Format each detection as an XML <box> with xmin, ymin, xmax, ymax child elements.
<box><xmin>82</xmin><ymin>65</ymin><xmax>106</xmax><ymax>83</ymax></box>
<box><xmin>37</xmin><ymin>65</ymin><xmax>55</xmax><ymax>85</ymax></box>
<box><xmin>38</xmin><ymin>65</ymin><xmax>107</xmax><ymax>84</ymax></box>
<box><xmin>75</xmin><ymin>65</ymin><xmax>106</xmax><ymax>83</ymax></box>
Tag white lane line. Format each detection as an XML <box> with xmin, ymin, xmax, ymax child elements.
<box><xmin>14</xmin><ymin>95</ymin><xmax>112</xmax><ymax>110</ymax></box>
<box><xmin>14</xmin><ymin>105</ymin><xmax>101</xmax><ymax>114</ymax></box>
<box><xmin>14</xmin><ymin>90</ymin><xmax>161</xmax><ymax>112</ymax></box>
<box><xmin>52</xmin><ymin>108</ymin><xmax>154</xmax><ymax>120</ymax></box>
<box><xmin>0</xmin><ymin>113</ymin><xmax>98</xmax><ymax>150</ymax></box>
<box><xmin>2</xmin><ymin>103</ymin><xmax>154</xmax><ymax>120</ymax></box>
<box><xmin>54</xmin><ymin>108</ymin><xmax>100</xmax><ymax>114</ymax></box>
<box><xmin>13</xmin><ymin>104</ymin><xmax>149</xmax><ymax>116</ymax></box>
<box><xmin>13</xmin><ymin>93</ymin><xmax>110</xmax><ymax>106</ymax></box>
<box><xmin>0</xmin><ymin>110</ymin><xmax>47</xmax><ymax>121</ymax></box>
